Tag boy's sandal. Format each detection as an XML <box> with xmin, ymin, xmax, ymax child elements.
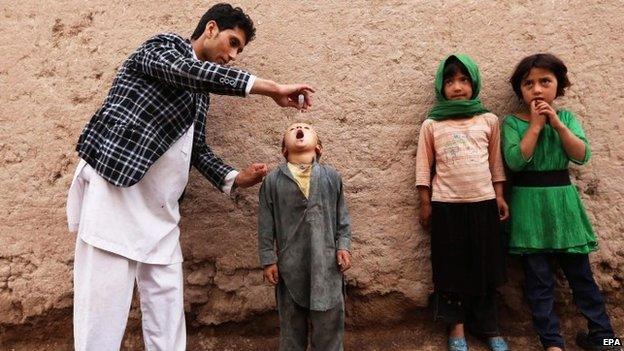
<box><xmin>488</xmin><ymin>336</ymin><xmax>510</xmax><ymax>351</ymax></box>
<box><xmin>449</xmin><ymin>336</ymin><xmax>469</xmax><ymax>351</ymax></box>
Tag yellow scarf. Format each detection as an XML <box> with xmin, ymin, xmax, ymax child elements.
<box><xmin>287</xmin><ymin>163</ymin><xmax>312</xmax><ymax>198</ymax></box>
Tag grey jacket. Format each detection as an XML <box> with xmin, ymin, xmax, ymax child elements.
<box><xmin>258</xmin><ymin>163</ymin><xmax>351</xmax><ymax>311</ymax></box>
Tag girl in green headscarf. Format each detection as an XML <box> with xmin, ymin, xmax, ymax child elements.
<box><xmin>415</xmin><ymin>55</ymin><xmax>509</xmax><ymax>351</ymax></box>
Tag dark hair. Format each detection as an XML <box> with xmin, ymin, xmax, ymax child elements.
<box><xmin>442</xmin><ymin>56</ymin><xmax>471</xmax><ymax>99</ymax></box>
<box><xmin>443</xmin><ymin>56</ymin><xmax>470</xmax><ymax>82</ymax></box>
<box><xmin>191</xmin><ymin>3</ymin><xmax>256</xmax><ymax>44</ymax></box>
<box><xmin>510</xmin><ymin>53</ymin><xmax>571</xmax><ymax>99</ymax></box>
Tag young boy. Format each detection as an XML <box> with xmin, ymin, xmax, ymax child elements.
<box><xmin>258</xmin><ymin>122</ymin><xmax>352</xmax><ymax>351</ymax></box>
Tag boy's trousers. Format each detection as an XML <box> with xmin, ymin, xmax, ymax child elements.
<box><xmin>73</xmin><ymin>238</ymin><xmax>186</xmax><ymax>351</ymax></box>
<box><xmin>277</xmin><ymin>280</ymin><xmax>345</xmax><ymax>351</ymax></box>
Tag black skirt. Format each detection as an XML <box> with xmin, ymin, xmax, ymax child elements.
<box><xmin>430</xmin><ymin>199</ymin><xmax>507</xmax><ymax>296</ymax></box>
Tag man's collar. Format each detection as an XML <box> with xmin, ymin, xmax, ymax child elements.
<box><xmin>191</xmin><ymin>44</ymin><xmax>198</xmax><ymax>60</ymax></box>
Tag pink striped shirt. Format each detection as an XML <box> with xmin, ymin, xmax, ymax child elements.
<box><xmin>415</xmin><ymin>113</ymin><xmax>506</xmax><ymax>203</ymax></box>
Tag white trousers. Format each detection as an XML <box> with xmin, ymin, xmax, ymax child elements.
<box><xmin>73</xmin><ymin>238</ymin><xmax>186</xmax><ymax>351</ymax></box>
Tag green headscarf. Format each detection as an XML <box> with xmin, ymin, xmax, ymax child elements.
<box><xmin>427</xmin><ymin>54</ymin><xmax>489</xmax><ymax>120</ymax></box>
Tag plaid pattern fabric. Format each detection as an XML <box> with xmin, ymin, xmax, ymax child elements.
<box><xmin>76</xmin><ymin>33</ymin><xmax>252</xmax><ymax>188</ymax></box>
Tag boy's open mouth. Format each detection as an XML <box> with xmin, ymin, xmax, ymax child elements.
<box><xmin>296</xmin><ymin>130</ymin><xmax>304</xmax><ymax>139</ymax></box>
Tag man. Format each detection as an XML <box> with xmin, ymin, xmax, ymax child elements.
<box><xmin>66</xmin><ymin>3</ymin><xmax>314</xmax><ymax>350</ymax></box>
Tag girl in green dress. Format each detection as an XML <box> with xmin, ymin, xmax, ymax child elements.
<box><xmin>502</xmin><ymin>53</ymin><xmax>619</xmax><ymax>351</ymax></box>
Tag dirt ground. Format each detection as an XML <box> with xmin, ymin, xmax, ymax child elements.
<box><xmin>1</xmin><ymin>1</ymin><xmax>624</xmax><ymax>350</ymax></box>
<box><xmin>2</xmin><ymin>304</ymin><xmax>622</xmax><ymax>350</ymax></box>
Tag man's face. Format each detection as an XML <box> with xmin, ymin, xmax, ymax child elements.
<box><xmin>196</xmin><ymin>21</ymin><xmax>246</xmax><ymax>64</ymax></box>
<box><xmin>282</xmin><ymin>123</ymin><xmax>319</xmax><ymax>156</ymax></box>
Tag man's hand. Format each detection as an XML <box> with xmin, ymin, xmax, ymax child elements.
<box><xmin>234</xmin><ymin>163</ymin><xmax>268</xmax><ymax>188</ymax></box>
<box><xmin>336</xmin><ymin>250</ymin><xmax>352</xmax><ymax>272</ymax></box>
<box><xmin>496</xmin><ymin>196</ymin><xmax>510</xmax><ymax>221</ymax></box>
<box><xmin>263</xmin><ymin>264</ymin><xmax>279</xmax><ymax>285</ymax></box>
<box><xmin>272</xmin><ymin>84</ymin><xmax>315</xmax><ymax>110</ymax></box>
<box><xmin>250</xmin><ymin>78</ymin><xmax>315</xmax><ymax>111</ymax></box>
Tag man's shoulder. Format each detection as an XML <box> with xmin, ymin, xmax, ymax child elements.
<box><xmin>146</xmin><ymin>32</ymin><xmax>186</xmax><ymax>43</ymax></box>
<box><xmin>139</xmin><ymin>33</ymin><xmax>189</xmax><ymax>52</ymax></box>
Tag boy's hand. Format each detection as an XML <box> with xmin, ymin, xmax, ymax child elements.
<box><xmin>235</xmin><ymin>163</ymin><xmax>268</xmax><ymax>188</ymax></box>
<box><xmin>263</xmin><ymin>264</ymin><xmax>279</xmax><ymax>285</ymax></box>
<box><xmin>496</xmin><ymin>196</ymin><xmax>509</xmax><ymax>221</ymax></box>
<box><xmin>419</xmin><ymin>202</ymin><xmax>432</xmax><ymax>231</ymax></box>
<box><xmin>336</xmin><ymin>250</ymin><xmax>352</xmax><ymax>272</ymax></box>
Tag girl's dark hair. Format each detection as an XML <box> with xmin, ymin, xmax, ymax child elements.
<box><xmin>443</xmin><ymin>56</ymin><xmax>471</xmax><ymax>82</ymax></box>
<box><xmin>510</xmin><ymin>53</ymin><xmax>571</xmax><ymax>98</ymax></box>
<box><xmin>191</xmin><ymin>3</ymin><xmax>256</xmax><ymax>44</ymax></box>
<box><xmin>442</xmin><ymin>56</ymin><xmax>471</xmax><ymax>99</ymax></box>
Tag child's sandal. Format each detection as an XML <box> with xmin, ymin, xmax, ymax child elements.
<box><xmin>488</xmin><ymin>336</ymin><xmax>509</xmax><ymax>351</ymax></box>
<box><xmin>448</xmin><ymin>336</ymin><xmax>469</xmax><ymax>351</ymax></box>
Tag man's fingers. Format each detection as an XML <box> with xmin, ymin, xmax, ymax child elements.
<box><xmin>253</xmin><ymin>164</ymin><xmax>268</xmax><ymax>176</ymax></box>
<box><xmin>301</xmin><ymin>90</ymin><xmax>313</xmax><ymax>108</ymax></box>
<box><xmin>295</xmin><ymin>84</ymin><xmax>316</xmax><ymax>94</ymax></box>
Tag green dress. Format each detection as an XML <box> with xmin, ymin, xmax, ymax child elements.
<box><xmin>501</xmin><ymin>110</ymin><xmax>597</xmax><ymax>254</ymax></box>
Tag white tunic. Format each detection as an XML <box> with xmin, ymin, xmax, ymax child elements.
<box><xmin>66</xmin><ymin>123</ymin><xmax>238</xmax><ymax>264</ymax></box>
<box><xmin>66</xmin><ymin>48</ymin><xmax>256</xmax><ymax>264</ymax></box>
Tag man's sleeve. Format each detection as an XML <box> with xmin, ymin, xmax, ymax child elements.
<box><xmin>258</xmin><ymin>179</ymin><xmax>278</xmax><ymax>266</ymax></box>
<box><xmin>220</xmin><ymin>170</ymin><xmax>239</xmax><ymax>195</ymax></box>
<box><xmin>129</xmin><ymin>34</ymin><xmax>252</xmax><ymax>96</ymax></box>
<box><xmin>335</xmin><ymin>174</ymin><xmax>352</xmax><ymax>251</ymax></box>
<box><xmin>191</xmin><ymin>122</ymin><xmax>235</xmax><ymax>191</ymax></box>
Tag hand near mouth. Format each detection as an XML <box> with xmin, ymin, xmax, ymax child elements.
<box><xmin>528</xmin><ymin>99</ymin><xmax>547</xmax><ymax>130</ymax></box>
<box><xmin>535</xmin><ymin>100</ymin><xmax>564</xmax><ymax>130</ymax></box>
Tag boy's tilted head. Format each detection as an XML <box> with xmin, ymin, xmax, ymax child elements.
<box><xmin>281</xmin><ymin>122</ymin><xmax>322</xmax><ymax>162</ymax></box>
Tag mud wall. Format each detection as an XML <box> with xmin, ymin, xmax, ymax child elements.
<box><xmin>1</xmin><ymin>0</ymin><xmax>622</xmax><ymax>345</ymax></box>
